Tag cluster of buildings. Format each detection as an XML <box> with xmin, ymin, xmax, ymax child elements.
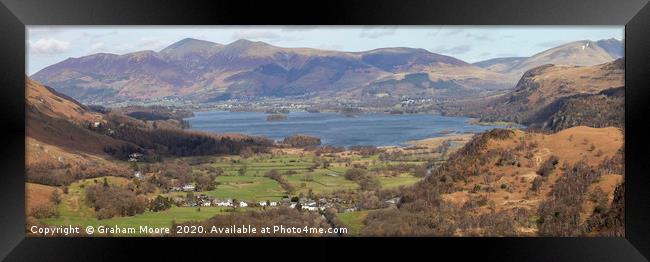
<box><xmin>208</xmin><ymin>100</ymin><xmax>310</xmax><ymax>112</ymax></box>
<box><xmin>133</xmin><ymin>173</ymin><xmax>401</xmax><ymax>213</ymax></box>
<box><xmin>398</xmin><ymin>97</ymin><xmax>434</xmax><ymax>108</ymax></box>
<box><xmin>169</xmin><ymin>184</ymin><xmax>196</xmax><ymax>192</ymax></box>
<box><xmin>128</xmin><ymin>169</ymin><xmax>402</xmax><ymax>213</ymax></box>
<box><xmin>168</xmin><ymin>194</ymin><xmax>367</xmax><ymax>213</ymax></box>
<box><xmin>171</xmin><ymin>194</ymin><xmax>246</xmax><ymax>208</ymax></box>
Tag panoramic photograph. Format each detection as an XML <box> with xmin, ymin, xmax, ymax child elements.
<box><xmin>25</xmin><ymin>26</ymin><xmax>624</xmax><ymax>237</ymax></box>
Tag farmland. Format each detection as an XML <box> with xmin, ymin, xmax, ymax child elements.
<box><xmin>36</xmin><ymin>140</ymin><xmax>461</xmax><ymax>235</ymax></box>
<box><xmin>336</xmin><ymin>210</ymin><xmax>370</xmax><ymax>236</ymax></box>
<box><xmin>41</xmin><ymin>176</ymin><xmax>238</xmax><ymax>235</ymax></box>
<box><xmin>183</xmin><ymin>148</ymin><xmax>450</xmax><ymax>200</ymax></box>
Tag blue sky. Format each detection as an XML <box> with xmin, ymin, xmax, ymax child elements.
<box><xmin>26</xmin><ymin>26</ymin><xmax>623</xmax><ymax>75</ymax></box>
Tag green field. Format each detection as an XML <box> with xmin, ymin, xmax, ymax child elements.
<box><xmin>202</xmin><ymin>154</ymin><xmax>422</xmax><ymax>195</ymax></box>
<box><xmin>177</xmin><ymin>175</ymin><xmax>287</xmax><ymax>202</ymax></box>
<box><xmin>377</xmin><ymin>174</ymin><xmax>422</xmax><ymax>189</ymax></box>
<box><xmin>41</xmin><ymin>150</ymin><xmax>428</xmax><ymax>233</ymax></box>
<box><xmin>42</xmin><ymin>177</ymin><xmax>233</xmax><ymax>235</ymax></box>
<box><xmin>209</xmin><ymin>155</ymin><xmax>314</xmax><ymax>176</ymax></box>
<box><xmin>336</xmin><ymin>210</ymin><xmax>370</xmax><ymax>236</ymax></box>
<box><xmin>286</xmin><ymin>169</ymin><xmax>359</xmax><ymax>195</ymax></box>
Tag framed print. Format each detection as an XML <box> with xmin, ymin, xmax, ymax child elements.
<box><xmin>1</xmin><ymin>0</ymin><xmax>649</xmax><ymax>261</ymax></box>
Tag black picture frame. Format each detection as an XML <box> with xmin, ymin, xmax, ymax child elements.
<box><xmin>1</xmin><ymin>0</ymin><xmax>649</xmax><ymax>261</ymax></box>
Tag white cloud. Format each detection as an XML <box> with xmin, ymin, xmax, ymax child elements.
<box><xmin>29</xmin><ymin>38</ymin><xmax>71</xmax><ymax>54</ymax></box>
<box><xmin>359</xmin><ymin>27</ymin><xmax>397</xmax><ymax>39</ymax></box>
<box><xmin>427</xmin><ymin>29</ymin><xmax>442</xmax><ymax>37</ymax></box>
<box><xmin>232</xmin><ymin>31</ymin><xmax>280</xmax><ymax>40</ymax></box>
<box><xmin>82</xmin><ymin>31</ymin><xmax>118</xmax><ymax>40</ymax></box>
<box><xmin>27</xmin><ymin>27</ymin><xmax>67</xmax><ymax>37</ymax></box>
<box><xmin>444</xmin><ymin>29</ymin><xmax>464</xmax><ymax>36</ymax></box>
<box><xmin>231</xmin><ymin>30</ymin><xmax>300</xmax><ymax>42</ymax></box>
<box><xmin>537</xmin><ymin>40</ymin><xmax>569</xmax><ymax>48</ymax></box>
<box><xmin>89</xmin><ymin>42</ymin><xmax>106</xmax><ymax>53</ymax></box>
<box><xmin>137</xmin><ymin>37</ymin><xmax>166</xmax><ymax>50</ymax></box>
<box><xmin>318</xmin><ymin>44</ymin><xmax>345</xmax><ymax>51</ymax></box>
<box><xmin>465</xmin><ymin>33</ymin><xmax>493</xmax><ymax>41</ymax></box>
<box><xmin>281</xmin><ymin>26</ymin><xmax>318</xmax><ymax>32</ymax></box>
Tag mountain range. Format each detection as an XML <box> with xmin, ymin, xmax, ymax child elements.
<box><xmin>443</xmin><ymin>58</ymin><xmax>624</xmax><ymax>131</ymax></box>
<box><xmin>472</xmin><ymin>39</ymin><xmax>623</xmax><ymax>81</ymax></box>
<box><xmin>31</xmin><ymin>38</ymin><xmax>622</xmax><ymax>105</ymax></box>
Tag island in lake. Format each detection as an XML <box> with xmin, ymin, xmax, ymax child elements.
<box><xmin>266</xmin><ymin>114</ymin><xmax>288</xmax><ymax>122</ymax></box>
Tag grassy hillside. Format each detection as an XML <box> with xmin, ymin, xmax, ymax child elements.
<box><xmin>361</xmin><ymin>127</ymin><xmax>624</xmax><ymax>236</ymax></box>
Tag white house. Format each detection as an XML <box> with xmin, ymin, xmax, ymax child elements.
<box><xmin>182</xmin><ymin>184</ymin><xmax>195</xmax><ymax>192</ymax></box>
<box><xmin>302</xmin><ymin>206</ymin><xmax>318</xmax><ymax>211</ymax></box>
<box><xmin>386</xmin><ymin>197</ymin><xmax>401</xmax><ymax>205</ymax></box>
<box><xmin>202</xmin><ymin>201</ymin><xmax>211</xmax><ymax>207</ymax></box>
<box><xmin>289</xmin><ymin>203</ymin><xmax>297</xmax><ymax>209</ymax></box>
<box><xmin>239</xmin><ymin>201</ymin><xmax>248</xmax><ymax>208</ymax></box>
<box><xmin>258</xmin><ymin>201</ymin><xmax>267</xmax><ymax>207</ymax></box>
<box><xmin>214</xmin><ymin>199</ymin><xmax>233</xmax><ymax>207</ymax></box>
<box><xmin>269</xmin><ymin>201</ymin><xmax>278</xmax><ymax>207</ymax></box>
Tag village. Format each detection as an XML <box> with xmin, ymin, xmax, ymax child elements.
<box><xmin>165</xmin><ymin>182</ymin><xmax>400</xmax><ymax>213</ymax></box>
<box><xmin>125</xmin><ymin>145</ymin><xmax>414</xmax><ymax>215</ymax></box>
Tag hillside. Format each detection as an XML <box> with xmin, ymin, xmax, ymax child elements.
<box><xmin>472</xmin><ymin>57</ymin><xmax>527</xmax><ymax>73</ymax></box>
<box><xmin>535</xmin><ymin>87</ymin><xmax>624</xmax><ymax>132</ymax></box>
<box><xmin>26</xmin><ymin>77</ymin><xmax>274</xmax><ymax>186</ymax></box>
<box><xmin>31</xmin><ymin>38</ymin><xmax>511</xmax><ymax>105</ymax></box>
<box><xmin>27</xmin><ymin>77</ymin><xmax>135</xmax><ymax>185</ymax></box>
<box><xmin>26</xmin><ymin>76</ymin><xmax>127</xmax><ymax>155</ymax></box>
<box><xmin>26</xmin><ymin>76</ymin><xmax>102</xmax><ymax>123</ymax></box>
<box><xmin>474</xmin><ymin>39</ymin><xmax>623</xmax><ymax>82</ymax></box>
<box><xmin>443</xmin><ymin>58</ymin><xmax>624</xmax><ymax>130</ymax></box>
<box><xmin>362</xmin><ymin>127</ymin><xmax>624</xmax><ymax>236</ymax></box>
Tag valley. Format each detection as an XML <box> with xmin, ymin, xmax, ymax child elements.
<box><xmin>25</xmin><ymin>33</ymin><xmax>625</xmax><ymax>237</ymax></box>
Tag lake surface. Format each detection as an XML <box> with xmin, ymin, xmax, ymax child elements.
<box><xmin>186</xmin><ymin>111</ymin><xmax>504</xmax><ymax>147</ymax></box>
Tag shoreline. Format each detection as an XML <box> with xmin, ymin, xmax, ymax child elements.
<box><xmin>405</xmin><ymin>133</ymin><xmax>475</xmax><ymax>148</ymax></box>
<box><xmin>183</xmin><ymin>110</ymin><xmax>511</xmax><ymax>150</ymax></box>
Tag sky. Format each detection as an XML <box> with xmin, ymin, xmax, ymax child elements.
<box><xmin>26</xmin><ymin>26</ymin><xmax>623</xmax><ymax>75</ymax></box>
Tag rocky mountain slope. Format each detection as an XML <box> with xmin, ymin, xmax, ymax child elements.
<box><xmin>32</xmin><ymin>38</ymin><xmax>514</xmax><ymax>105</ymax></box>
<box><xmin>444</xmin><ymin>58</ymin><xmax>624</xmax><ymax>131</ymax></box>
<box><xmin>474</xmin><ymin>39</ymin><xmax>623</xmax><ymax>82</ymax></box>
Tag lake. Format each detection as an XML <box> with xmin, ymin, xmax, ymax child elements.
<box><xmin>186</xmin><ymin>111</ymin><xmax>505</xmax><ymax>147</ymax></box>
